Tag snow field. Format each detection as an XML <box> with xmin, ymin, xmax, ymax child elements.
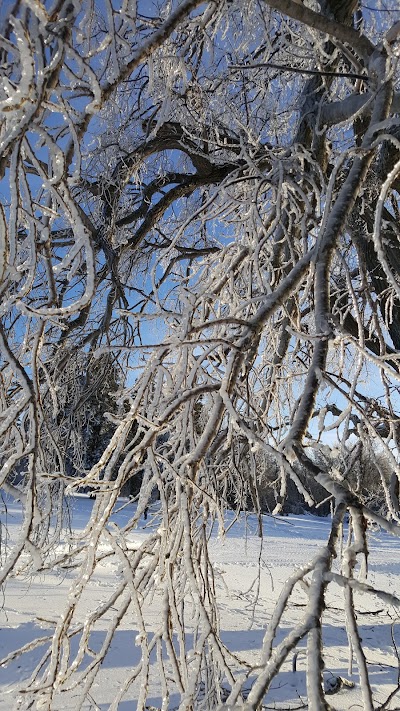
<box><xmin>1</xmin><ymin>497</ymin><xmax>400</xmax><ymax>710</ymax></box>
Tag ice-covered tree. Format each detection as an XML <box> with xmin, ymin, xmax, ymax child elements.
<box><xmin>1</xmin><ymin>0</ymin><xmax>400</xmax><ymax>708</ymax></box>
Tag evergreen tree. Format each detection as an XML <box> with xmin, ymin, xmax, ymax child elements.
<box><xmin>44</xmin><ymin>352</ymin><xmax>122</xmax><ymax>481</ymax></box>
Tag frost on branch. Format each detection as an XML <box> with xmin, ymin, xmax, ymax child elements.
<box><xmin>1</xmin><ymin>0</ymin><xmax>400</xmax><ymax>709</ymax></box>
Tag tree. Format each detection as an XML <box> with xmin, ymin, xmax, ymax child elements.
<box><xmin>53</xmin><ymin>352</ymin><xmax>123</xmax><ymax>477</ymax></box>
<box><xmin>1</xmin><ymin>0</ymin><xmax>400</xmax><ymax>708</ymax></box>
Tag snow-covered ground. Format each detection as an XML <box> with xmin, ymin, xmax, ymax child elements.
<box><xmin>1</xmin><ymin>496</ymin><xmax>400</xmax><ymax>709</ymax></box>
